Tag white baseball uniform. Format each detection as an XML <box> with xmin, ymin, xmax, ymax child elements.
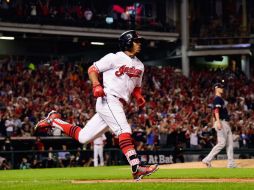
<box><xmin>93</xmin><ymin>134</ymin><xmax>106</xmax><ymax>166</ymax></box>
<box><xmin>78</xmin><ymin>51</ymin><xmax>144</xmax><ymax>144</ymax></box>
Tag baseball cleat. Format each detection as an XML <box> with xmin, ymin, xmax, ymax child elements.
<box><xmin>35</xmin><ymin>110</ymin><xmax>61</xmax><ymax>130</ymax></box>
<box><xmin>132</xmin><ymin>164</ymin><xmax>159</xmax><ymax>181</ymax></box>
<box><xmin>202</xmin><ymin>159</ymin><xmax>212</xmax><ymax>168</ymax></box>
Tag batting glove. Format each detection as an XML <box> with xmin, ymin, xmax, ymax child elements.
<box><xmin>93</xmin><ymin>84</ymin><xmax>105</xmax><ymax>97</ymax></box>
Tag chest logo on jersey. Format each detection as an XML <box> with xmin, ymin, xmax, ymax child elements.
<box><xmin>115</xmin><ymin>65</ymin><xmax>142</xmax><ymax>78</ymax></box>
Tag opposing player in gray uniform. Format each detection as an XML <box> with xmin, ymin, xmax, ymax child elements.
<box><xmin>202</xmin><ymin>82</ymin><xmax>236</xmax><ymax>168</ymax></box>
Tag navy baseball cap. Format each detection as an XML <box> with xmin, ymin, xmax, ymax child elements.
<box><xmin>213</xmin><ymin>83</ymin><xmax>224</xmax><ymax>89</ymax></box>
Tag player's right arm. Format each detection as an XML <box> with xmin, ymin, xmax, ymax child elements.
<box><xmin>88</xmin><ymin>53</ymin><xmax>115</xmax><ymax>97</ymax></box>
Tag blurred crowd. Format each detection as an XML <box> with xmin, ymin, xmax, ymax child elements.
<box><xmin>0</xmin><ymin>0</ymin><xmax>175</xmax><ymax>32</ymax></box>
<box><xmin>189</xmin><ymin>0</ymin><xmax>254</xmax><ymax>45</ymax></box>
<box><xmin>1</xmin><ymin>55</ymin><xmax>254</xmax><ymax>169</ymax></box>
<box><xmin>0</xmin><ymin>55</ymin><xmax>254</xmax><ymax>153</ymax></box>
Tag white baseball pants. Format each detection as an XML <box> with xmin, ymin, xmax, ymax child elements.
<box><xmin>94</xmin><ymin>145</ymin><xmax>104</xmax><ymax>166</ymax></box>
<box><xmin>78</xmin><ymin>95</ymin><xmax>131</xmax><ymax>144</ymax></box>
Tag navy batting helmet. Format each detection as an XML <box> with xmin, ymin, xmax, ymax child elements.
<box><xmin>119</xmin><ymin>30</ymin><xmax>143</xmax><ymax>51</ymax></box>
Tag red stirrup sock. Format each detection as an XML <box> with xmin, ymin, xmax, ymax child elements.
<box><xmin>119</xmin><ymin>133</ymin><xmax>140</xmax><ymax>172</ymax></box>
<box><xmin>52</xmin><ymin>118</ymin><xmax>81</xmax><ymax>141</ymax></box>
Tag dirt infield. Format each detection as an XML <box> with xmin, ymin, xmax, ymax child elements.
<box><xmin>72</xmin><ymin>178</ymin><xmax>254</xmax><ymax>183</ymax></box>
<box><xmin>72</xmin><ymin>159</ymin><xmax>254</xmax><ymax>184</ymax></box>
<box><xmin>160</xmin><ymin>159</ymin><xmax>254</xmax><ymax>169</ymax></box>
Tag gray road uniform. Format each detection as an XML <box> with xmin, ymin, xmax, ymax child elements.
<box><xmin>202</xmin><ymin>96</ymin><xmax>235</xmax><ymax>168</ymax></box>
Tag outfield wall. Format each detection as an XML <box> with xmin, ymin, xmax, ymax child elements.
<box><xmin>1</xmin><ymin>148</ymin><xmax>254</xmax><ymax>169</ymax></box>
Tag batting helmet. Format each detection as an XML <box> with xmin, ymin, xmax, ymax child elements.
<box><xmin>119</xmin><ymin>30</ymin><xmax>143</xmax><ymax>51</ymax></box>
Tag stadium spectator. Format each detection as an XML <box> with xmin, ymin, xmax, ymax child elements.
<box><xmin>33</xmin><ymin>136</ymin><xmax>45</xmax><ymax>160</ymax></box>
<box><xmin>146</xmin><ymin>125</ymin><xmax>159</xmax><ymax>151</ymax></box>
<box><xmin>31</xmin><ymin>158</ymin><xmax>42</xmax><ymax>168</ymax></box>
<box><xmin>19</xmin><ymin>157</ymin><xmax>31</xmax><ymax>169</ymax></box>
<box><xmin>0</xmin><ymin>156</ymin><xmax>11</xmax><ymax>170</ymax></box>
<box><xmin>84</xmin><ymin>8</ymin><xmax>93</xmax><ymax>21</ymax></box>
<box><xmin>240</xmin><ymin>129</ymin><xmax>249</xmax><ymax>148</ymax></box>
<box><xmin>57</xmin><ymin>145</ymin><xmax>71</xmax><ymax>167</ymax></box>
<box><xmin>232</xmin><ymin>130</ymin><xmax>240</xmax><ymax>149</ymax></box>
<box><xmin>44</xmin><ymin>146</ymin><xmax>57</xmax><ymax>168</ymax></box>
<box><xmin>189</xmin><ymin>127</ymin><xmax>200</xmax><ymax>149</ymax></box>
<box><xmin>71</xmin><ymin>147</ymin><xmax>86</xmax><ymax>167</ymax></box>
<box><xmin>20</xmin><ymin>117</ymin><xmax>34</xmax><ymax>137</ymax></box>
<box><xmin>172</xmin><ymin>143</ymin><xmax>184</xmax><ymax>163</ymax></box>
<box><xmin>1</xmin><ymin>137</ymin><xmax>13</xmax><ymax>151</ymax></box>
<box><xmin>158</xmin><ymin>118</ymin><xmax>169</xmax><ymax>149</ymax></box>
<box><xmin>0</xmin><ymin>110</ymin><xmax>7</xmax><ymax>137</ymax></box>
<box><xmin>5</xmin><ymin>112</ymin><xmax>15</xmax><ymax>137</ymax></box>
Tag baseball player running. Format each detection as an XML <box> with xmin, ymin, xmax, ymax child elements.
<box><xmin>35</xmin><ymin>30</ymin><xmax>158</xmax><ymax>180</ymax></box>
<box><xmin>202</xmin><ymin>82</ymin><xmax>236</xmax><ymax>168</ymax></box>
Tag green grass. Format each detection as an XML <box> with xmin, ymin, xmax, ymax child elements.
<box><xmin>1</xmin><ymin>166</ymin><xmax>254</xmax><ymax>190</ymax></box>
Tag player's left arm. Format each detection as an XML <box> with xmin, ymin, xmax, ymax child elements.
<box><xmin>213</xmin><ymin>97</ymin><xmax>222</xmax><ymax>130</ymax></box>
<box><xmin>132</xmin><ymin>65</ymin><xmax>145</xmax><ymax>108</ymax></box>
<box><xmin>132</xmin><ymin>87</ymin><xmax>145</xmax><ymax>108</ymax></box>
